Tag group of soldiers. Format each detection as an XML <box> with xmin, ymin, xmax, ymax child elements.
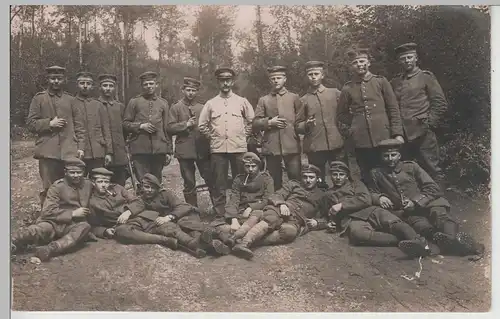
<box><xmin>11</xmin><ymin>43</ymin><xmax>484</xmax><ymax>262</ymax></box>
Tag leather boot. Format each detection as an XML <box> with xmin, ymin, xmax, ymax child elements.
<box><xmin>161</xmin><ymin>237</ymin><xmax>179</xmax><ymax>250</ymax></box>
<box><xmin>398</xmin><ymin>236</ymin><xmax>431</xmax><ymax>258</ymax></box>
<box><xmin>175</xmin><ymin>230</ymin><xmax>207</xmax><ymax>259</ymax></box>
<box><xmin>11</xmin><ymin>228</ymin><xmax>34</xmax><ymax>253</ymax></box>
<box><xmin>232</xmin><ymin>215</ymin><xmax>260</xmax><ymax>241</ymax></box>
<box><xmin>456</xmin><ymin>232</ymin><xmax>485</xmax><ymax>257</ymax></box>
<box><xmin>34</xmin><ymin>242</ymin><xmax>60</xmax><ymax>262</ymax></box>
<box><xmin>232</xmin><ymin>221</ymin><xmax>269</xmax><ymax>260</ymax></box>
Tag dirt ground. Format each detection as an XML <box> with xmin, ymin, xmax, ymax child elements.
<box><xmin>10</xmin><ymin>141</ymin><xmax>491</xmax><ymax>312</ymax></box>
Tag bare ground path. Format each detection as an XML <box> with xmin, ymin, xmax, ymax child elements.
<box><xmin>10</xmin><ymin>141</ymin><xmax>491</xmax><ymax>312</ymax></box>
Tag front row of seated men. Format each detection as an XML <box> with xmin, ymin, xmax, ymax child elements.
<box><xmin>11</xmin><ymin>139</ymin><xmax>484</xmax><ymax>262</ymax></box>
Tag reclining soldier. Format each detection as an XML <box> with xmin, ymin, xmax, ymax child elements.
<box><xmin>87</xmin><ymin>168</ymin><xmax>145</xmax><ymax>239</ymax></box>
<box><xmin>232</xmin><ymin>164</ymin><xmax>326</xmax><ymax>260</ymax></box>
<box><xmin>11</xmin><ymin>158</ymin><xmax>92</xmax><ymax>262</ymax></box>
<box><xmin>324</xmin><ymin>161</ymin><xmax>430</xmax><ymax>257</ymax></box>
<box><xmin>114</xmin><ymin>174</ymin><xmax>212</xmax><ymax>258</ymax></box>
<box><xmin>367</xmin><ymin>139</ymin><xmax>484</xmax><ymax>257</ymax></box>
<box><xmin>200</xmin><ymin>152</ymin><xmax>274</xmax><ymax>253</ymax></box>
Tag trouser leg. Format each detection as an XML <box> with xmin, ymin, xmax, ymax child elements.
<box><xmin>266</xmin><ymin>155</ymin><xmax>284</xmax><ymax>190</ymax></box>
<box><xmin>229</xmin><ymin>153</ymin><xmax>244</xmax><ymax>180</ymax></box>
<box><xmin>108</xmin><ymin>165</ymin><xmax>129</xmax><ymax>186</ymax></box>
<box><xmin>12</xmin><ymin>221</ymin><xmax>56</xmax><ymax>250</ymax></box>
<box><xmin>283</xmin><ymin>153</ymin><xmax>302</xmax><ymax>183</ymax></box>
<box><xmin>179</xmin><ymin>159</ymin><xmax>198</xmax><ymax>207</ymax></box>
<box><xmin>38</xmin><ymin>158</ymin><xmax>65</xmax><ymax>207</ymax></box>
<box><xmin>83</xmin><ymin>158</ymin><xmax>105</xmax><ymax>176</ymax></box>
<box><xmin>232</xmin><ymin>210</ymin><xmax>263</xmax><ymax>240</ymax></box>
<box><xmin>371</xmin><ymin>208</ymin><xmax>420</xmax><ymax>241</ymax></box>
<box><xmin>150</xmin><ymin>154</ymin><xmax>166</xmax><ymax>183</ymax></box>
<box><xmin>256</xmin><ymin>223</ymin><xmax>298</xmax><ymax>247</ymax></box>
<box><xmin>114</xmin><ymin>224</ymin><xmax>172</xmax><ymax>245</ymax></box>
<box><xmin>415</xmin><ymin>130</ymin><xmax>442</xmax><ymax>181</ymax></box>
<box><xmin>34</xmin><ymin>221</ymin><xmax>91</xmax><ymax>261</ymax></box>
<box><xmin>132</xmin><ymin>155</ymin><xmax>150</xmax><ymax>182</ymax></box>
<box><xmin>196</xmin><ymin>158</ymin><xmax>216</xmax><ymax>201</ymax></box>
<box><xmin>354</xmin><ymin>148</ymin><xmax>380</xmax><ymax>184</ymax></box>
<box><xmin>211</xmin><ymin>153</ymin><xmax>230</xmax><ymax>218</ymax></box>
<box><xmin>347</xmin><ymin>220</ymin><xmax>400</xmax><ymax>246</ymax></box>
<box><xmin>307</xmin><ymin>151</ymin><xmax>328</xmax><ymax>186</ymax></box>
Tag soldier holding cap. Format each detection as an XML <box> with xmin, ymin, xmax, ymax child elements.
<box><xmin>198</xmin><ymin>67</ymin><xmax>255</xmax><ymax>218</ymax></box>
<box><xmin>72</xmin><ymin>71</ymin><xmax>114</xmax><ymax>175</ymax></box>
<box><xmin>323</xmin><ymin>160</ymin><xmax>431</xmax><ymax>257</ymax></box>
<box><xmin>123</xmin><ymin>71</ymin><xmax>173</xmax><ymax>183</ymax></box>
<box><xmin>167</xmin><ymin>77</ymin><xmax>214</xmax><ymax>207</ymax></box>
<box><xmin>26</xmin><ymin>66</ymin><xmax>86</xmax><ymax>207</ymax></box>
<box><xmin>390</xmin><ymin>43</ymin><xmax>447</xmax><ymax>185</ymax></box>
<box><xmin>87</xmin><ymin>167</ymin><xmax>144</xmax><ymax>239</ymax></box>
<box><xmin>232</xmin><ymin>163</ymin><xmax>326</xmax><ymax>260</ymax></box>
<box><xmin>201</xmin><ymin>152</ymin><xmax>274</xmax><ymax>254</ymax></box>
<box><xmin>11</xmin><ymin>158</ymin><xmax>92</xmax><ymax>262</ymax></box>
<box><xmin>252</xmin><ymin>65</ymin><xmax>305</xmax><ymax>190</ymax></box>
<box><xmin>337</xmin><ymin>48</ymin><xmax>404</xmax><ymax>182</ymax></box>
<box><xmin>96</xmin><ymin>74</ymin><xmax>129</xmax><ymax>186</ymax></box>
<box><xmin>366</xmin><ymin>139</ymin><xmax>484</xmax><ymax>257</ymax></box>
<box><xmin>301</xmin><ymin>61</ymin><xmax>346</xmax><ymax>189</ymax></box>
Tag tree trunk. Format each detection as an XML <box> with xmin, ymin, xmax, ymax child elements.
<box><xmin>39</xmin><ymin>6</ymin><xmax>44</xmax><ymax>58</ymax></box>
<box><xmin>124</xmin><ymin>15</ymin><xmax>130</xmax><ymax>102</ymax></box>
<box><xmin>79</xmin><ymin>17</ymin><xmax>83</xmax><ymax>68</ymax></box>
<box><xmin>31</xmin><ymin>7</ymin><xmax>35</xmax><ymax>39</ymax></box>
<box><xmin>157</xmin><ymin>26</ymin><xmax>163</xmax><ymax>96</ymax></box>
<box><xmin>255</xmin><ymin>5</ymin><xmax>266</xmax><ymax>66</ymax></box>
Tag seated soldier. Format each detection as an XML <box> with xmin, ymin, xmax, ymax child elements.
<box><xmin>324</xmin><ymin>161</ymin><xmax>430</xmax><ymax>257</ymax></box>
<box><xmin>232</xmin><ymin>164</ymin><xmax>326</xmax><ymax>260</ymax></box>
<box><xmin>87</xmin><ymin>168</ymin><xmax>145</xmax><ymax>239</ymax></box>
<box><xmin>367</xmin><ymin>139</ymin><xmax>484</xmax><ymax>256</ymax></box>
<box><xmin>11</xmin><ymin>158</ymin><xmax>92</xmax><ymax>262</ymax></box>
<box><xmin>114</xmin><ymin>174</ymin><xmax>210</xmax><ymax>258</ymax></box>
<box><xmin>200</xmin><ymin>152</ymin><xmax>274</xmax><ymax>252</ymax></box>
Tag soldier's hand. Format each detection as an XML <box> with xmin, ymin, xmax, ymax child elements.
<box><xmin>379</xmin><ymin>196</ymin><xmax>394</xmax><ymax>209</ymax></box>
<box><xmin>242</xmin><ymin>207</ymin><xmax>252</xmax><ymax>218</ymax></box>
<box><xmin>104</xmin><ymin>155</ymin><xmax>113</xmax><ymax>167</ymax></box>
<box><xmin>394</xmin><ymin>135</ymin><xmax>405</xmax><ymax>143</ymax></box>
<box><xmin>72</xmin><ymin>207</ymin><xmax>89</xmax><ymax>219</ymax></box>
<box><xmin>140</xmin><ymin>122</ymin><xmax>157</xmax><ymax>134</ymax></box>
<box><xmin>49</xmin><ymin>116</ymin><xmax>67</xmax><ymax>128</ymax></box>
<box><xmin>77</xmin><ymin>150</ymin><xmax>84</xmax><ymax>159</ymax></box>
<box><xmin>403</xmin><ymin>199</ymin><xmax>415</xmax><ymax>211</ymax></box>
<box><xmin>104</xmin><ymin>228</ymin><xmax>116</xmax><ymax>238</ymax></box>
<box><xmin>117</xmin><ymin>210</ymin><xmax>132</xmax><ymax>224</ymax></box>
<box><xmin>306</xmin><ymin>115</ymin><xmax>316</xmax><ymax>127</ymax></box>
<box><xmin>186</xmin><ymin>117</ymin><xmax>196</xmax><ymax>128</ymax></box>
<box><xmin>154</xmin><ymin>216</ymin><xmax>171</xmax><ymax>226</ymax></box>
<box><xmin>279</xmin><ymin>204</ymin><xmax>290</xmax><ymax>216</ymax></box>
<box><xmin>230</xmin><ymin>218</ymin><xmax>241</xmax><ymax>232</ymax></box>
<box><xmin>269</xmin><ymin>116</ymin><xmax>287</xmax><ymax>129</ymax></box>
<box><xmin>330</xmin><ymin>203</ymin><xmax>343</xmax><ymax>214</ymax></box>
<box><xmin>306</xmin><ymin>218</ymin><xmax>318</xmax><ymax>229</ymax></box>
<box><xmin>165</xmin><ymin>154</ymin><xmax>172</xmax><ymax>166</ymax></box>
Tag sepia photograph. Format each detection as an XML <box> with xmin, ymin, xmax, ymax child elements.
<box><xmin>9</xmin><ymin>4</ymin><xmax>491</xmax><ymax>312</ymax></box>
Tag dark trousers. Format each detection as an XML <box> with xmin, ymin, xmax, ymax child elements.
<box><xmin>132</xmin><ymin>154</ymin><xmax>166</xmax><ymax>183</ymax></box>
<box><xmin>38</xmin><ymin>158</ymin><xmax>65</xmax><ymax>206</ymax></box>
<box><xmin>266</xmin><ymin>153</ymin><xmax>301</xmax><ymax>190</ymax></box>
<box><xmin>107</xmin><ymin>165</ymin><xmax>129</xmax><ymax>187</ymax></box>
<box><xmin>354</xmin><ymin>147</ymin><xmax>380</xmax><ymax>183</ymax></box>
<box><xmin>178</xmin><ymin>158</ymin><xmax>213</xmax><ymax>207</ymax></box>
<box><xmin>211</xmin><ymin>153</ymin><xmax>244</xmax><ymax>217</ymax></box>
<box><xmin>83</xmin><ymin>158</ymin><xmax>105</xmax><ymax>176</ymax></box>
<box><xmin>347</xmin><ymin>208</ymin><xmax>418</xmax><ymax>246</ymax></box>
<box><xmin>12</xmin><ymin>221</ymin><xmax>91</xmax><ymax>253</ymax></box>
<box><xmin>307</xmin><ymin>148</ymin><xmax>346</xmax><ymax>186</ymax></box>
<box><xmin>404</xmin><ymin>206</ymin><xmax>458</xmax><ymax>240</ymax></box>
<box><xmin>402</xmin><ymin>130</ymin><xmax>442</xmax><ymax>180</ymax></box>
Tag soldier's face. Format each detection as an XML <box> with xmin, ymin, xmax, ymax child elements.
<box><xmin>77</xmin><ymin>78</ymin><xmax>94</xmax><ymax>96</ymax></box>
<box><xmin>269</xmin><ymin>75</ymin><xmax>286</xmax><ymax>91</ymax></box>
<box><xmin>47</xmin><ymin>75</ymin><xmax>65</xmax><ymax>91</ymax></box>
<box><xmin>301</xmin><ymin>172</ymin><xmax>318</xmax><ymax>190</ymax></box>
<box><xmin>92</xmin><ymin>176</ymin><xmax>111</xmax><ymax>195</ymax></box>
<box><xmin>243</xmin><ymin>162</ymin><xmax>259</xmax><ymax>176</ymax></box>
<box><xmin>381</xmin><ymin>150</ymin><xmax>401</xmax><ymax>168</ymax></box>
<box><xmin>65</xmin><ymin>168</ymin><xmax>84</xmax><ymax>185</ymax></box>
<box><xmin>141</xmin><ymin>183</ymin><xmax>159</xmax><ymax>199</ymax></box>
<box><xmin>306</xmin><ymin>69</ymin><xmax>324</xmax><ymax>87</ymax></box>
<box><xmin>331</xmin><ymin>171</ymin><xmax>348</xmax><ymax>187</ymax></box>
<box><xmin>351</xmin><ymin>57</ymin><xmax>370</xmax><ymax>76</ymax></box>
<box><xmin>398</xmin><ymin>53</ymin><xmax>418</xmax><ymax>72</ymax></box>
<box><xmin>142</xmin><ymin>80</ymin><xmax>158</xmax><ymax>95</ymax></box>
<box><xmin>218</xmin><ymin>78</ymin><xmax>234</xmax><ymax>93</ymax></box>
<box><xmin>183</xmin><ymin>87</ymin><xmax>198</xmax><ymax>101</ymax></box>
<box><xmin>100</xmin><ymin>82</ymin><xmax>116</xmax><ymax>98</ymax></box>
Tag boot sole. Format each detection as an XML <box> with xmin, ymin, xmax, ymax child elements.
<box><xmin>398</xmin><ymin>240</ymin><xmax>429</xmax><ymax>258</ymax></box>
<box><xmin>433</xmin><ymin>232</ymin><xmax>458</xmax><ymax>255</ymax></box>
<box><xmin>178</xmin><ymin>245</ymin><xmax>207</xmax><ymax>259</ymax></box>
<box><xmin>456</xmin><ymin>232</ymin><xmax>484</xmax><ymax>256</ymax></box>
<box><xmin>232</xmin><ymin>246</ymin><xmax>254</xmax><ymax>260</ymax></box>
<box><xmin>34</xmin><ymin>247</ymin><xmax>52</xmax><ymax>262</ymax></box>
<box><xmin>211</xmin><ymin>240</ymin><xmax>230</xmax><ymax>255</ymax></box>
<box><xmin>201</xmin><ymin>229</ymin><xmax>215</xmax><ymax>245</ymax></box>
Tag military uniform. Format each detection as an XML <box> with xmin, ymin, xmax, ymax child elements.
<box><xmin>337</xmin><ymin>50</ymin><xmax>403</xmax><ymax>182</ymax></box>
<box><xmin>114</xmin><ymin>174</ymin><xmax>207</xmax><ymax>257</ymax></box>
<box><xmin>123</xmin><ymin>72</ymin><xmax>173</xmax><ymax>182</ymax></box>
<box><xmin>253</xmin><ymin>66</ymin><xmax>305</xmax><ymax>190</ymax></box>
<box><xmin>98</xmin><ymin>74</ymin><xmax>129</xmax><ymax>186</ymax></box>
<box><xmin>301</xmin><ymin>61</ymin><xmax>346</xmax><ymax>186</ymax></box>
<box><xmin>232</xmin><ymin>164</ymin><xmax>325</xmax><ymax>259</ymax></box>
<box><xmin>167</xmin><ymin>77</ymin><xmax>213</xmax><ymax>206</ymax></box>
<box><xmin>88</xmin><ymin>168</ymin><xmax>144</xmax><ymax>238</ymax></box>
<box><xmin>11</xmin><ymin>158</ymin><xmax>92</xmax><ymax>261</ymax></box>
<box><xmin>26</xmin><ymin>66</ymin><xmax>86</xmax><ymax>205</ymax></box>
<box><xmin>390</xmin><ymin>43</ymin><xmax>447</xmax><ymax>181</ymax></box>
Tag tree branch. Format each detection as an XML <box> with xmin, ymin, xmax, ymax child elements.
<box><xmin>11</xmin><ymin>6</ymin><xmax>23</xmax><ymax>23</ymax></box>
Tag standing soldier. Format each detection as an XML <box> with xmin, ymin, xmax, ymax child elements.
<box><xmin>198</xmin><ymin>67</ymin><xmax>255</xmax><ymax>217</ymax></box>
<box><xmin>301</xmin><ymin>61</ymin><xmax>346</xmax><ymax>189</ymax></box>
<box><xmin>26</xmin><ymin>66</ymin><xmax>86</xmax><ymax>207</ymax></box>
<box><xmin>123</xmin><ymin>71</ymin><xmax>173</xmax><ymax>183</ymax></box>
<box><xmin>337</xmin><ymin>48</ymin><xmax>404</xmax><ymax>182</ymax></box>
<box><xmin>167</xmin><ymin>77</ymin><xmax>213</xmax><ymax>207</ymax></box>
<box><xmin>73</xmin><ymin>71</ymin><xmax>113</xmax><ymax>174</ymax></box>
<box><xmin>390</xmin><ymin>43</ymin><xmax>447</xmax><ymax>185</ymax></box>
<box><xmin>97</xmin><ymin>74</ymin><xmax>129</xmax><ymax>186</ymax></box>
<box><xmin>253</xmin><ymin>65</ymin><xmax>305</xmax><ymax>190</ymax></box>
